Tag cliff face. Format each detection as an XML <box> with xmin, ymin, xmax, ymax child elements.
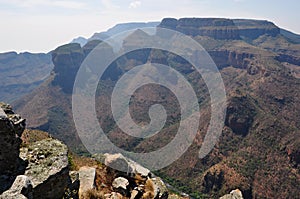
<box><xmin>159</xmin><ymin>18</ymin><xmax>241</xmax><ymax>40</ymax></box>
<box><xmin>0</xmin><ymin>103</ymin><xmax>26</xmax><ymax>177</ymax></box>
<box><xmin>52</xmin><ymin>43</ymin><xmax>85</xmax><ymax>93</ymax></box>
<box><xmin>233</xmin><ymin>19</ymin><xmax>280</xmax><ymax>39</ymax></box>
<box><xmin>158</xmin><ymin>18</ymin><xmax>281</xmax><ymax>41</ymax></box>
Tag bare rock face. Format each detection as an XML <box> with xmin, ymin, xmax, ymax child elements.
<box><xmin>0</xmin><ymin>103</ymin><xmax>26</xmax><ymax>176</ymax></box>
<box><xmin>220</xmin><ymin>189</ymin><xmax>244</xmax><ymax>199</ymax></box>
<box><xmin>51</xmin><ymin>43</ymin><xmax>85</xmax><ymax>93</ymax></box>
<box><xmin>20</xmin><ymin>138</ymin><xmax>69</xmax><ymax>199</ymax></box>
<box><xmin>233</xmin><ymin>19</ymin><xmax>280</xmax><ymax>39</ymax></box>
<box><xmin>159</xmin><ymin>18</ymin><xmax>241</xmax><ymax>40</ymax></box>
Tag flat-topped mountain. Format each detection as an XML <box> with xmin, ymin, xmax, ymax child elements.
<box><xmin>159</xmin><ymin>18</ymin><xmax>241</xmax><ymax>39</ymax></box>
<box><xmin>233</xmin><ymin>19</ymin><xmax>280</xmax><ymax>39</ymax></box>
<box><xmin>159</xmin><ymin>18</ymin><xmax>281</xmax><ymax>41</ymax></box>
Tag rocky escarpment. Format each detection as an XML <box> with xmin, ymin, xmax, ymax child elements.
<box><xmin>51</xmin><ymin>41</ymin><xmax>116</xmax><ymax>93</ymax></box>
<box><xmin>209</xmin><ymin>50</ymin><xmax>254</xmax><ymax>69</ymax></box>
<box><xmin>0</xmin><ymin>103</ymin><xmax>70</xmax><ymax>199</ymax></box>
<box><xmin>159</xmin><ymin>18</ymin><xmax>281</xmax><ymax>41</ymax></box>
<box><xmin>276</xmin><ymin>53</ymin><xmax>300</xmax><ymax>66</ymax></box>
<box><xmin>51</xmin><ymin>43</ymin><xmax>85</xmax><ymax>93</ymax></box>
<box><xmin>159</xmin><ymin>18</ymin><xmax>241</xmax><ymax>40</ymax></box>
<box><xmin>233</xmin><ymin>19</ymin><xmax>280</xmax><ymax>39</ymax></box>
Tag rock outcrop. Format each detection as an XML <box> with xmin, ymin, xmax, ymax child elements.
<box><xmin>208</xmin><ymin>50</ymin><xmax>255</xmax><ymax>70</ymax></box>
<box><xmin>0</xmin><ymin>102</ymin><xmax>70</xmax><ymax>199</ymax></box>
<box><xmin>225</xmin><ymin>96</ymin><xmax>257</xmax><ymax>136</ymax></box>
<box><xmin>0</xmin><ymin>103</ymin><xmax>26</xmax><ymax>176</ymax></box>
<box><xmin>158</xmin><ymin>18</ymin><xmax>281</xmax><ymax>41</ymax></box>
<box><xmin>19</xmin><ymin>138</ymin><xmax>69</xmax><ymax>199</ymax></box>
<box><xmin>159</xmin><ymin>18</ymin><xmax>241</xmax><ymax>40</ymax></box>
<box><xmin>51</xmin><ymin>43</ymin><xmax>85</xmax><ymax>93</ymax></box>
<box><xmin>233</xmin><ymin>19</ymin><xmax>280</xmax><ymax>39</ymax></box>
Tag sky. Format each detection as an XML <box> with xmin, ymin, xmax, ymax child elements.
<box><xmin>0</xmin><ymin>0</ymin><xmax>299</xmax><ymax>53</ymax></box>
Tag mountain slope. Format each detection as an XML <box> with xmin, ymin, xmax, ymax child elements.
<box><xmin>13</xmin><ymin>18</ymin><xmax>300</xmax><ymax>198</ymax></box>
<box><xmin>0</xmin><ymin>52</ymin><xmax>53</xmax><ymax>103</ymax></box>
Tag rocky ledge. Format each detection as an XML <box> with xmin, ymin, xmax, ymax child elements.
<box><xmin>0</xmin><ymin>103</ymin><xmax>70</xmax><ymax>199</ymax></box>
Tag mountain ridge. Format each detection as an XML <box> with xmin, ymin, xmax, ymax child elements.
<box><xmin>11</xmin><ymin>17</ymin><xmax>300</xmax><ymax>198</ymax></box>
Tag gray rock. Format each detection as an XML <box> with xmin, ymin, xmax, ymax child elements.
<box><xmin>104</xmin><ymin>153</ymin><xmax>150</xmax><ymax>177</ymax></box>
<box><xmin>151</xmin><ymin>177</ymin><xmax>168</xmax><ymax>199</ymax></box>
<box><xmin>20</xmin><ymin>138</ymin><xmax>69</xmax><ymax>199</ymax></box>
<box><xmin>78</xmin><ymin>166</ymin><xmax>96</xmax><ymax>197</ymax></box>
<box><xmin>0</xmin><ymin>175</ymin><xmax>33</xmax><ymax>199</ymax></box>
<box><xmin>220</xmin><ymin>189</ymin><xmax>244</xmax><ymax>199</ymax></box>
<box><xmin>112</xmin><ymin>177</ymin><xmax>129</xmax><ymax>190</ymax></box>
<box><xmin>0</xmin><ymin>103</ymin><xmax>26</xmax><ymax>177</ymax></box>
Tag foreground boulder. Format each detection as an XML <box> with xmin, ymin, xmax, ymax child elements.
<box><xmin>104</xmin><ymin>153</ymin><xmax>150</xmax><ymax>177</ymax></box>
<box><xmin>19</xmin><ymin>138</ymin><xmax>69</xmax><ymax>199</ymax></box>
<box><xmin>78</xmin><ymin>166</ymin><xmax>96</xmax><ymax>197</ymax></box>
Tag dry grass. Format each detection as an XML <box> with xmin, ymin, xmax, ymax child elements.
<box><xmin>21</xmin><ymin>129</ymin><xmax>51</xmax><ymax>146</ymax></box>
<box><xmin>80</xmin><ymin>189</ymin><xmax>105</xmax><ymax>199</ymax></box>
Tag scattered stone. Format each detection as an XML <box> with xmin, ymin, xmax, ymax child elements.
<box><xmin>104</xmin><ymin>153</ymin><xmax>150</xmax><ymax>177</ymax></box>
<box><xmin>220</xmin><ymin>189</ymin><xmax>244</xmax><ymax>199</ymax></box>
<box><xmin>78</xmin><ymin>166</ymin><xmax>96</xmax><ymax>197</ymax></box>
<box><xmin>112</xmin><ymin>177</ymin><xmax>129</xmax><ymax>190</ymax></box>
<box><xmin>130</xmin><ymin>189</ymin><xmax>140</xmax><ymax>199</ymax></box>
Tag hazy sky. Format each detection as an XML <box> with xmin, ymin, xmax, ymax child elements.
<box><xmin>0</xmin><ymin>0</ymin><xmax>299</xmax><ymax>53</ymax></box>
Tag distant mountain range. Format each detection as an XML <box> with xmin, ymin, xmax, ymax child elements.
<box><xmin>0</xmin><ymin>52</ymin><xmax>53</xmax><ymax>102</ymax></box>
<box><xmin>12</xmin><ymin>18</ymin><xmax>300</xmax><ymax>198</ymax></box>
<box><xmin>1</xmin><ymin>20</ymin><xmax>299</xmax><ymax>104</ymax></box>
<box><xmin>71</xmin><ymin>21</ymin><xmax>160</xmax><ymax>46</ymax></box>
